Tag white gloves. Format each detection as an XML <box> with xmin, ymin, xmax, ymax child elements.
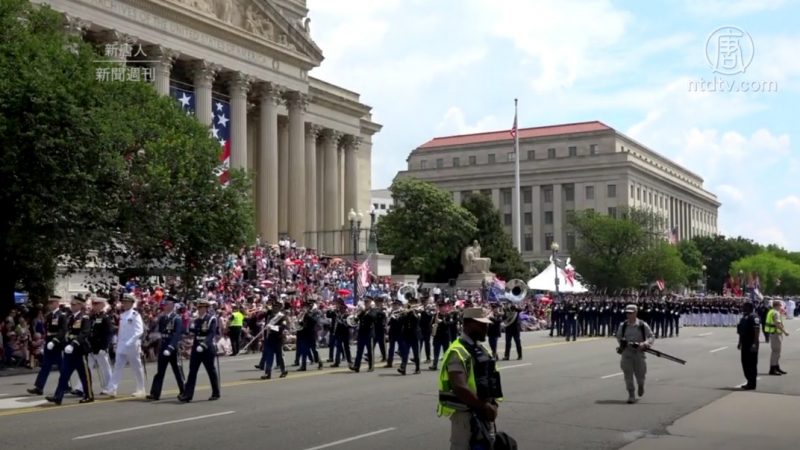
<box><xmin>46</xmin><ymin>342</ymin><xmax>55</xmax><ymax>351</ymax></box>
<box><xmin>268</xmin><ymin>325</ymin><xmax>279</xmax><ymax>332</ymax></box>
<box><xmin>196</xmin><ymin>345</ymin><xmax>204</xmax><ymax>353</ymax></box>
<box><xmin>64</xmin><ymin>345</ymin><xmax>74</xmax><ymax>355</ymax></box>
<box><xmin>163</xmin><ymin>350</ymin><xmax>171</xmax><ymax>357</ymax></box>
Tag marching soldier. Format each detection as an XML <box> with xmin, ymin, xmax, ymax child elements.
<box><xmin>565</xmin><ymin>301</ymin><xmax>578</xmax><ymax>341</ymax></box>
<box><xmin>259</xmin><ymin>300</ymin><xmax>288</xmax><ymax>380</ymax></box>
<box><xmin>384</xmin><ymin>299</ymin><xmax>403</xmax><ymax>368</ymax></box>
<box><xmin>147</xmin><ymin>296</ymin><xmax>185</xmax><ymax>401</ymax></box>
<box><xmin>420</xmin><ymin>300</ymin><xmax>434</xmax><ymax>364</ymax></box>
<box><xmin>430</xmin><ymin>300</ymin><xmax>454</xmax><ymax>370</ymax></box>
<box><xmin>28</xmin><ymin>296</ymin><xmax>68</xmax><ymax>396</ymax></box>
<box><xmin>87</xmin><ymin>296</ymin><xmax>113</xmax><ymax>396</ymax></box>
<box><xmin>105</xmin><ymin>294</ymin><xmax>145</xmax><ymax>398</ymax></box>
<box><xmin>502</xmin><ymin>303</ymin><xmax>522</xmax><ymax>360</ymax></box>
<box><xmin>616</xmin><ymin>304</ymin><xmax>655</xmax><ymax>404</ymax></box>
<box><xmin>373</xmin><ymin>296</ymin><xmax>388</xmax><ymax>362</ymax></box>
<box><xmin>179</xmin><ymin>298</ymin><xmax>221</xmax><ymax>402</ymax></box>
<box><xmin>331</xmin><ymin>299</ymin><xmax>352</xmax><ymax>367</ymax></box>
<box><xmin>46</xmin><ymin>295</ymin><xmax>93</xmax><ymax>405</ymax></box>
<box><xmin>398</xmin><ymin>297</ymin><xmax>421</xmax><ymax>375</ymax></box>
<box><xmin>350</xmin><ymin>300</ymin><xmax>377</xmax><ymax>373</ymax></box>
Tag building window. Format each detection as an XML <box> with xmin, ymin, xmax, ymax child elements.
<box><xmin>380</xmin><ymin>204</ymin><xmax>386</xmax><ymax>209</ymax></box>
<box><xmin>564</xmin><ymin>184</ymin><xmax>575</xmax><ymax>202</ymax></box>
<box><xmin>545</xmin><ymin>233</ymin><xmax>554</xmax><ymax>250</ymax></box>
<box><xmin>608</xmin><ymin>207</ymin><xmax>617</xmax><ymax>218</ymax></box>
<box><xmin>636</xmin><ymin>187</ymin><xmax>641</xmax><ymax>201</ymax></box>
<box><xmin>527</xmin><ymin>149</ymin><xmax>535</xmax><ymax>161</ymax></box>
<box><xmin>566</xmin><ymin>233</ymin><xmax>576</xmax><ymax>251</ymax></box>
<box><xmin>524</xmin><ymin>233</ymin><xmax>533</xmax><ymax>252</ymax></box>
<box><xmin>373</xmin><ymin>203</ymin><xmax>379</xmax><ymax>209</ymax></box>
<box><xmin>544</xmin><ymin>211</ymin><xmax>553</xmax><ymax>224</ymax></box>
<box><xmin>501</xmin><ymin>188</ymin><xmax>512</xmax><ymax>205</ymax></box>
<box><xmin>488</xmin><ymin>154</ymin><xmax>496</xmax><ymax>164</ymax></box>
<box><xmin>522</xmin><ymin>187</ymin><xmax>532</xmax><ymax>204</ymax></box>
<box><xmin>630</xmin><ymin>185</ymin><xmax>634</xmax><ymax>197</ymax></box>
<box><xmin>585</xmin><ymin>186</ymin><xmax>595</xmax><ymax>200</ymax></box>
<box><xmin>568</xmin><ymin>146</ymin><xmax>577</xmax><ymax>157</ymax></box>
<box><xmin>504</xmin><ymin>213</ymin><xmax>512</xmax><ymax>226</ymax></box>
<box><xmin>524</xmin><ymin>212</ymin><xmax>532</xmax><ymax>225</ymax></box>
<box><xmin>590</xmin><ymin>144</ymin><xmax>597</xmax><ymax>155</ymax></box>
<box><xmin>507</xmin><ymin>152</ymin><xmax>515</xmax><ymax>162</ymax></box>
<box><xmin>436</xmin><ymin>158</ymin><xmax>443</xmax><ymax>169</ymax></box>
<box><xmin>648</xmin><ymin>192</ymin><xmax>653</xmax><ymax>204</ymax></box>
<box><xmin>453</xmin><ymin>157</ymin><xmax>460</xmax><ymax>167</ymax></box>
<box><xmin>547</xmin><ymin>148</ymin><xmax>556</xmax><ymax>159</ymax></box>
<box><xmin>480</xmin><ymin>189</ymin><xmax>491</xmax><ymax>198</ymax></box>
<box><xmin>461</xmin><ymin>191</ymin><xmax>472</xmax><ymax>202</ymax></box>
<box><xmin>420</xmin><ymin>160</ymin><xmax>428</xmax><ymax>169</ymax></box>
<box><xmin>565</xmin><ymin>209</ymin><xmax>575</xmax><ymax>223</ymax></box>
<box><xmin>607</xmin><ymin>184</ymin><xmax>617</xmax><ymax>198</ymax></box>
<box><xmin>543</xmin><ymin>186</ymin><xmax>553</xmax><ymax>203</ymax></box>
<box><xmin>468</xmin><ymin>155</ymin><xmax>476</xmax><ymax>166</ymax></box>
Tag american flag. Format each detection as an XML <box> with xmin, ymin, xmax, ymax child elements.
<box><xmin>666</xmin><ymin>227</ymin><xmax>678</xmax><ymax>245</ymax></box>
<box><xmin>168</xmin><ymin>84</ymin><xmax>230</xmax><ymax>185</ymax></box>
<box><xmin>354</xmin><ymin>259</ymin><xmax>370</xmax><ymax>299</ymax></box>
<box><xmin>509</xmin><ymin>110</ymin><xmax>517</xmax><ymax>139</ymax></box>
<box><xmin>655</xmin><ymin>279</ymin><xmax>665</xmax><ymax>291</ymax></box>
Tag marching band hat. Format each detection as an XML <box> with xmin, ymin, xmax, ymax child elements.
<box><xmin>92</xmin><ymin>296</ymin><xmax>108</xmax><ymax>304</ymax></box>
<box><xmin>625</xmin><ymin>304</ymin><xmax>638</xmax><ymax>313</ymax></box>
<box><xmin>71</xmin><ymin>294</ymin><xmax>86</xmax><ymax>304</ymax></box>
<box><xmin>48</xmin><ymin>295</ymin><xmax>62</xmax><ymax>303</ymax></box>
<box><xmin>121</xmin><ymin>293</ymin><xmax>137</xmax><ymax>303</ymax></box>
<box><xmin>197</xmin><ymin>298</ymin><xmax>211</xmax><ymax>307</ymax></box>
<box><xmin>462</xmin><ymin>307</ymin><xmax>491</xmax><ymax>324</ymax></box>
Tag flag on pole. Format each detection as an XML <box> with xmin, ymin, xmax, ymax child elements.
<box><xmin>656</xmin><ymin>279</ymin><xmax>665</xmax><ymax>291</ymax></box>
<box><xmin>510</xmin><ymin>109</ymin><xmax>517</xmax><ymax>139</ymax></box>
<box><xmin>511</xmin><ymin>98</ymin><xmax>522</xmax><ymax>253</ymax></box>
<box><xmin>211</xmin><ymin>98</ymin><xmax>231</xmax><ymax>186</ymax></box>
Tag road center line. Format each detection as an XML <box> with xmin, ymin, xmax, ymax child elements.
<box><xmin>601</xmin><ymin>372</ymin><xmax>623</xmax><ymax>379</ymax></box>
<box><xmin>499</xmin><ymin>363</ymin><xmax>531</xmax><ymax>371</ymax></box>
<box><xmin>795</xmin><ymin>327</ymin><xmax>800</xmax><ymax>333</ymax></box>
<box><xmin>710</xmin><ymin>346</ymin><xmax>728</xmax><ymax>353</ymax></box>
<box><xmin>73</xmin><ymin>411</ymin><xmax>235</xmax><ymax>440</ymax></box>
<box><xmin>697</xmin><ymin>332</ymin><xmax>713</xmax><ymax>337</ymax></box>
<box><xmin>301</xmin><ymin>427</ymin><xmax>396</xmax><ymax>450</ymax></box>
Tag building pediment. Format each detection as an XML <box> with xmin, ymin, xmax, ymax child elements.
<box><xmin>164</xmin><ymin>0</ymin><xmax>323</xmax><ymax>65</ymax></box>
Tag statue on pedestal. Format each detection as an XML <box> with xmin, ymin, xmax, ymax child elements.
<box><xmin>461</xmin><ymin>240</ymin><xmax>491</xmax><ymax>274</ymax></box>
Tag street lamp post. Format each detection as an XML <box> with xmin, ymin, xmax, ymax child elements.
<box><xmin>738</xmin><ymin>269</ymin><xmax>744</xmax><ymax>298</ymax></box>
<box><xmin>701</xmin><ymin>264</ymin><xmax>707</xmax><ymax>294</ymax></box>
<box><xmin>348</xmin><ymin>208</ymin><xmax>364</xmax><ymax>304</ymax></box>
<box><xmin>367</xmin><ymin>206</ymin><xmax>378</xmax><ymax>254</ymax></box>
<box><xmin>551</xmin><ymin>242</ymin><xmax>560</xmax><ymax>300</ymax></box>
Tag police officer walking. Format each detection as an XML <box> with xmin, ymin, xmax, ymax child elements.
<box><xmin>179</xmin><ymin>298</ymin><xmax>221</xmax><ymax>402</ymax></box>
<box><xmin>615</xmin><ymin>304</ymin><xmax>654</xmax><ymax>404</ymax></box>
<box><xmin>436</xmin><ymin>308</ymin><xmax>503</xmax><ymax>450</ymax></box>
<box><xmin>147</xmin><ymin>296</ymin><xmax>185</xmax><ymax>400</ymax></box>
<box><xmin>46</xmin><ymin>295</ymin><xmax>94</xmax><ymax>405</ymax></box>
<box><xmin>28</xmin><ymin>296</ymin><xmax>67</xmax><ymax>396</ymax></box>
<box><xmin>737</xmin><ymin>302</ymin><xmax>760</xmax><ymax>390</ymax></box>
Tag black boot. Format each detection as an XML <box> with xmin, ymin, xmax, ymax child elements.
<box><xmin>777</xmin><ymin>366</ymin><xmax>788</xmax><ymax>375</ymax></box>
<box><xmin>769</xmin><ymin>366</ymin><xmax>782</xmax><ymax>375</ymax></box>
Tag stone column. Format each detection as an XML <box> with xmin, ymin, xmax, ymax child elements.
<box><xmin>343</xmin><ymin>135</ymin><xmax>361</xmax><ymax>222</ymax></box>
<box><xmin>316</xmin><ymin>144</ymin><xmax>325</xmax><ymax>233</ymax></box>
<box><xmin>532</xmin><ymin>185</ymin><xmax>542</xmax><ymax>255</ymax></box>
<box><xmin>150</xmin><ymin>46</ymin><xmax>179</xmax><ymax>96</ymax></box>
<box><xmin>258</xmin><ymin>83</ymin><xmax>282</xmax><ymax>244</ymax></box>
<box><xmin>278</xmin><ymin>118</ymin><xmax>289</xmax><ymax>235</ymax></box>
<box><xmin>322</xmin><ymin>130</ymin><xmax>342</xmax><ymax>253</ymax></box>
<box><xmin>226</xmin><ymin>72</ymin><xmax>251</xmax><ymax>171</ymax></box>
<box><xmin>337</xmin><ymin>141</ymin><xmax>345</xmax><ymax>231</ymax></box>
<box><xmin>286</xmin><ymin>92</ymin><xmax>308</xmax><ymax>245</ymax></box>
<box><xmin>305</xmin><ymin>124</ymin><xmax>321</xmax><ymax>249</ymax></box>
<box><xmin>552</xmin><ymin>183</ymin><xmax>563</xmax><ymax>249</ymax></box>
<box><xmin>191</xmin><ymin>61</ymin><xmax>219</xmax><ymax>127</ymax></box>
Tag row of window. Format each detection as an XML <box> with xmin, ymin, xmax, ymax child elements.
<box><xmin>466</xmin><ymin>183</ymin><xmax>618</xmax><ymax>206</ymax></box>
<box><xmin>629</xmin><ymin>184</ymin><xmax>716</xmax><ymax>226</ymax></box>
<box><xmin>418</xmin><ymin>144</ymin><xmax>599</xmax><ymax>169</ymax></box>
<box><xmin>500</xmin><ymin>207</ymin><xmax>619</xmax><ymax>228</ymax></box>
<box><xmin>517</xmin><ymin>232</ymin><xmax>576</xmax><ymax>253</ymax></box>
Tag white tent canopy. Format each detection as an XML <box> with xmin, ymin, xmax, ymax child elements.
<box><xmin>527</xmin><ymin>259</ymin><xmax>589</xmax><ymax>294</ymax></box>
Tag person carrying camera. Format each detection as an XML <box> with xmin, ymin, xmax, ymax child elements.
<box><xmin>616</xmin><ymin>304</ymin><xmax>654</xmax><ymax>404</ymax></box>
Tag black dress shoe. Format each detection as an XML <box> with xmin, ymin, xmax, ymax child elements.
<box><xmin>177</xmin><ymin>395</ymin><xmax>191</xmax><ymax>403</ymax></box>
<box><xmin>146</xmin><ymin>395</ymin><xmax>159</xmax><ymax>401</ymax></box>
<box><xmin>45</xmin><ymin>396</ymin><xmax>61</xmax><ymax>405</ymax></box>
<box><xmin>318</xmin><ymin>361</ymin><xmax>324</xmax><ymax>370</ymax></box>
<box><xmin>254</xmin><ymin>364</ymin><xmax>263</xmax><ymax>370</ymax></box>
<box><xmin>349</xmin><ymin>365</ymin><xmax>359</xmax><ymax>373</ymax></box>
<box><xmin>79</xmin><ymin>398</ymin><xmax>94</xmax><ymax>404</ymax></box>
<box><xmin>208</xmin><ymin>395</ymin><xmax>220</xmax><ymax>401</ymax></box>
<box><xmin>261</xmin><ymin>374</ymin><xmax>271</xmax><ymax>380</ymax></box>
<box><xmin>27</xmin><ymin>388</ymin><xmax>43</xmax><ymax>395</ymax></box>
<box><xmin>777</xmin><ymin>367</ymin><xmax>788</xmax><ymax>374</ymax></box>
<box><xmin>279</xmin><ymin>371</ymin><xmax>288</xmax><ymax>378</ymax></box>
<box><xmin>413</xmin><ymin>369</ymin><xmax>421</xmax><ymax>375</ymax></box>
<box><xmin>741</xmin><ymin>385</ymin><xmax>756</xmax><ymax>390</ymax></box>
<box><xmin>297</xmin><ymin>367</ymin><xmax>307</xmax><ymax>372</ymax></box>
<box><xmin>397</xmin><ymin>367</ymin><xmax>406</xmax><ymax>375</ymax></box>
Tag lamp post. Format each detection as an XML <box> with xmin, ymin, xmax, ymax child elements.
<box><xmin>348</xmin><ymin>208</ymin><xmax>364</xmax><ymax>303</ymax></box>
<box><xmin>738</xmin><ymin>269</ymin><xmax>744</xmax><ymax>298</ymax></box>
<box><xmin>367</xmin><ymin>206</ymin><xmax>378</xmax><ymax>254</ymax></box>
<box><xmin>551</xmin><ymin>242</ymin><xmax>560</xmax><ymax>300</ymax></box>
<box><xmin>701</xmin><ymin>264</ymin><xmax>707</xmax><ymax>294</ymax></box>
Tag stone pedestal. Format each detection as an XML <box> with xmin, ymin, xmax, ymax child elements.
<box><xmin>456</xmin><ymin>272</ymin><xmax>496</xmax><ymax>291</ymax></box>
<box><xmin>392</xmin><ymin>274</ymin><xmax>420</xmax><ymax>286</ymax></box>
<box><xmin>368</xmin><ymin>253</ymin><xmax>394</xmax><ymax>277</ymax></box>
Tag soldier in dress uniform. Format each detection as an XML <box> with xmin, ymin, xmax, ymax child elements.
<box><xmin>179</xmin><ymin>298</ymin><xmax>221</xmax><ymax>402</ymax></box>
<box><xmin>419</xmin><ymin>298</ymin><xmax>434</xmax><ymax>364</ymax></box>
<box><xmin>549</xmin><ymin>302</ymin><xmax>562</xmax><ymax>337</ymax></box>
<box><xmin>502</xmin><ymin>302</ymin><xmax>522</xmax><ymax>360</ymax></box>
<box><xmin>28</xmin><ymin>296</ymin><xmax>68</xmax><ymax>395</ymax></box>
<box><xmin>384</xmin><ymin>299</ymin><xmax>403</xmax><ymax>368</ymax></box>
<box><xmin>296</xmin><ymin>299</ymin><xmax>320</xmax><ymax>371</ymax></box>
<box><xmin>564</xmin><ymin>301</ymin><xmax>578</xmax><ymax>341</ymax></box>
<box><xmin>331</xmin><ymin>299</ymin><xmax>352</xmax><ymax>367</ymax></box>
<box><xmin>259</xmin><ymin>300</ymin><xmax>288</xmax><ymax>380</ymax></box>
<box><xmin>373</xmin><ymin>296</ymin><xmax>388</xmax><ymax>362</ymax></box>
<box><xmin>87</xmin><ymin>296</ymin><xmax>113</xmax><ymax>396</ymax></box>
<box><xmin>46</xmin><ymin>295</ymin><xmax>93</xmax><ymax>405</ymax></box>
<box><xmin>147</xmin><ymin>296</ymin><xmax>185</xmax><ymax>401</ymax></box>
<box><xmin>398</xmin><ymin>296</ymin><xmax>422</xmax><ymax>375</ymax></box>
<box><xmin>350</xmin><ymin>300</ymin><xmax>377</xmax><ymax>373</ymax></box>
<box><xmin>430</xmin><ymin>300</ymin><xmax>454</xmax><ymax>370</ymax></box>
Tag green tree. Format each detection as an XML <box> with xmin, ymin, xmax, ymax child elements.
<box><xmin>461</xmin><ymin>194</ymin><xmax>528</xmax><ymax>281</ymax></box>
<box><xmin>677</xmin><ymin>240</ymin><xmax>704</xmax><ymax>285</ymax></box>
<box><xmin>637</xmin><ymin>241</ymin><xmax>689</xmax><ymax>290</ymax></box>
<box><xmin>376</xmin><ymin>178</ymin><xmax>477</xmax><ymax>280</ymax></box>
<box><xmin>731</xmin><ymin>253</ymin><xmax>800</xmax><ymax>295</ymax></box>
<box><xmin>692</xmin><ymin>235</ymin><xmax>762</xmax><ymax>292</ymax></box>
<box><xmin>566</xmin><ymin>210</ymin><xmax>648</xmax><ymax>291</ymax></box>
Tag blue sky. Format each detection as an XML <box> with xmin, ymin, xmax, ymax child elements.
<box><xmin>307</xmin><ymin>0</ymin><xmax>800</xmax><ymax>250</ymax></box>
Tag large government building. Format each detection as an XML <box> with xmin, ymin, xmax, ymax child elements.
<box><xmin>396</xmin><ymin>121</ymin><xmax>720</xmax><ymax>262</ymax></box>
<box><xmin>36</xmin><ymin>0</ymin><xmax>380</xmax><ymax>254</ymax></box>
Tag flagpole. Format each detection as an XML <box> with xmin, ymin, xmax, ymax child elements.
<box><xmin>513</xmin><ymin>98</ymin><xmax>522</xmax><ymax>253</ymax></box>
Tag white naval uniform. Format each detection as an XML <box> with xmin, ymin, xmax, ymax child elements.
<box><xmin>107</xmin><ymin>308</ymin><xmax>145</xmax><ymax>395</ymax></box>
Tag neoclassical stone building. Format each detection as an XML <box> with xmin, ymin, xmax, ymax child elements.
<box><xmin>34</xmin><ymin>0</ymin><xmax>381</xmax><ymax>253</ymax></box>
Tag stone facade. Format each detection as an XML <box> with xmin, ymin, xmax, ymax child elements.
<box><xmin>38</xmin><ymin>0</ymin><xmax>381</xmax><ymax>253</ymax></box>
<box><xmin>396</xmin><ymin>121</ymin><xmax>720</xmax><ymax>262</ymax></box>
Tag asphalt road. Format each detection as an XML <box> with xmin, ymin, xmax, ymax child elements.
<box><xmin>1</xmin><ymin>324</ymin><xmax>798</xmax><ymax>450</ymax></box>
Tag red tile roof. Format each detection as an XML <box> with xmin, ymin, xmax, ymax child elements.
<box><xmin>418</xmin><ymin>121</ymin><xmax>613</xmax><ymax>150</ymax></box>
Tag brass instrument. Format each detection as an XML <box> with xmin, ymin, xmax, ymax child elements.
<box><xmin>431</xmin><ymin>311</ymin><xmax>441</xmax><ymax>336</ymax></box>
<box><xmin>397</xmin><ymin>284</ymin><xmax>417</xmax><ymax>304</ymax></box>
<box><xmin>501</xmin><ymin>308</ymin><xmax>519</xmax><ymax>329</ymax></box>
<box><xmin>345</xmin><ymin>313</ymin><xmax>359</xmax><ymax>328</ymax></box>
<box><xmin>505</xmin><ymin>279</ymin><xmax>528</xmax><ymax>303</ymax></box>
<box><xmin>295</xmin><ymin>310</ymin><xmax>306</xmax><ymax>332</ymax></box>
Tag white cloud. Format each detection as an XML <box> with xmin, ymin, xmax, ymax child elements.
<box><xmin>435</xmin><ymin>107</ymin><xmax>503</xmax><ymax>135</ymax></box>
<box><xmin>776</xmin><ymin>195</ymin><xmax>800</xmax><ymax>210</ymax></box>
<box><xmin>717</xmin><ymin>184</ymin><xmax>745</xmax><ymax>203</ymax></box>
<box><xmin>683</xmin><ymin>0</ymin><xmax>788</xmax><ymax>16</ymax></box>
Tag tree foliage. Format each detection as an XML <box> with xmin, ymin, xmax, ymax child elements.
<box><xmin>731</xmin><ymin>253</ymin><xmax>800</xmax><ymax>295</ymax></box>
<box><xmin>461</xmin><ymin>194</ymin><xmax>528</xmax><ymax>281</ymax></box>
<box><xmin>691</xmin><ymin>235</ymin><xmax>762</xmax><ymax>293</ymax></box>
<box><xmin>0</xmin><ymin>0</ymin><xmax>253</xmax><ymax>315</ymax></box>
<box><xmin>677</xmin><ymin>240</ymin><xmax>704</xmax><ymax>285</ymax></box>
<box><xmin>376</xmin><ymin>178</ymin><xmax>477</xmax><ymax>280</ymax></box>
<box><xmin>637</xmin><ymin>241</ymin><xmax>689</xmax><ymax>289</ymax></box>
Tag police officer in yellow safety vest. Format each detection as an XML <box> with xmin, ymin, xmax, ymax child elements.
<box><xmin>437</xmin><ymin>307</ymin><xmax>503</xmax><ymax>450</ymax></box>
<box><xmin>229</xmin><ymin>306</ymin><xmax>245</xmax><ymax>356</ymax></box>
<box><xmin>765</xmin><ymin>300</ymin><xmax>789</xmax><ymax>376</ymax></box>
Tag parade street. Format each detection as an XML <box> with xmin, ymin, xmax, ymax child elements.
<box><xmin>1</xmin><ymin>327</ymin><xmax>798</xmax><ymax>450</ymax></box>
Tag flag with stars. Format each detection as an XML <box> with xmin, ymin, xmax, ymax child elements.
<box><xmin>211</xmin><ymin>98</ymin><xmax>231</xmax><ymax>186</ymax></box>
<box><xmin>169</xmin><ymin>85</ymin><xmax>195</xmax><ymax>116</ymax></box>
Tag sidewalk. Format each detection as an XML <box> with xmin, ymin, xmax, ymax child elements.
<box><xmin>621</xmin><ymin>391</ymin><xmax>799</xmax><ymax>450</ymax></box>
